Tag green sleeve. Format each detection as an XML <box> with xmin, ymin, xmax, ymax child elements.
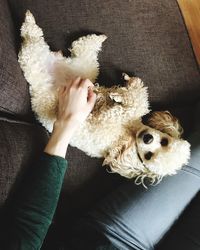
<box><xmin>3</xmin><ymin>152</ymin><xmax>68</xmax><ymax>250</ymax></box>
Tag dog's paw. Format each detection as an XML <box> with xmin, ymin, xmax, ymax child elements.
<box><xmin>25</xmin><ymin>10</ymin><xmax>36</xmax><ymax>24</ymax></box>
<box><xmin>122</xmin><ymin>73</ymin><xmax>131</xmax><ymax>81</ymax></box>
<box><xmin>123</xmin><ymin>73</ymin><xmax>144</xmax><ymax>88</ymax></box>
<box><xmin>21</xmin><ymin>10</ymin><xmax>44</xmax><ymax>40</ymax></box>
<box><xmin>109</xmin><ymin>93</ymin><xmax>123</xmax><ymax>103</ymax></box>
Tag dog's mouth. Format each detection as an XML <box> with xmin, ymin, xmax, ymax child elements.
<box><xmin>135</xmin><ymin>142</ymin><xmax>145</xmax><ymax>167</ymax></box>
<box><xmin>137</xmin><ymin>151</ymin><xmax>144</xmax><ymax>165</ymax></box>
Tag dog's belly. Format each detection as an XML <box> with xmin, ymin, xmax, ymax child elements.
<box><xmin>52</xmin><ymin>57</ymin><xmax>99</xmax><ymax>87</ymax></box>
<box><xmin>69</xmin><ymin>121</ymin><xmax>124</xmax><ymax>158</ymax></box>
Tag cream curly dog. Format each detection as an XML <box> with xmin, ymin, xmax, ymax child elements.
<box><xmin>18</xmin><ymin>11</ymin><xmax>190</xmax><ymax>185</ymax></box>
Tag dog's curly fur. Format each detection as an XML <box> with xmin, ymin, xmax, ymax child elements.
<box><xmin>18</xmin><ymin>10</ymin><xmax>191</xmax><ymax>186</ymax></box>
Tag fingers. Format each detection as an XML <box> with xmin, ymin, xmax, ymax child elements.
<box><xmin>58</xmin><ymin>78</ymin><xmax>73</xmax><ymax>95</ymax></box>
<box><xmin>58</xmin><ymin>78</ymin><xmax>76</xmax><ymax>95</ymax></box>
<box><xmin>72</xmin><ymin>76</ymin><xmax>82</xmax><ymax>88</ymax></box>
<box><xmin>87</xmin><ymin>88</ymin><xmax>97</xmax><ymax>106</ymax></box>
<box><xmin>79</xmin><ymin>78</ymin><xmax>94</xmax><ymax>89</ymax></box>
<box><xmin>59</xmin><ymin>77</ymin><xmax>95</xmax><ymax>100</ymax></box>
<box><xmin>58</xmin><ymin>85</ymin><xmax>66</xmax><ymax>95</ymax></box>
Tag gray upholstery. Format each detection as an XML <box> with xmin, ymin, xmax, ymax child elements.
<box><xmin>0</xmin><ymin>0</ymin><xmax>31</xmax><ymax>116</ymax></box>
<box><xmin>0</xmin><ymin>117</ymin><xmax>49</xmax><ymax>207</ymax></box>
<box><xmin>7</xmin><ymin>0</ymin><xmax>200</xmax><ymax>106</ymax></box>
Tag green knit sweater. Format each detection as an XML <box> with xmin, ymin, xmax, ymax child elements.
<box><xmin>1</xmin><ymin>153</ymin><xmax>117</xmax><ymax>250</ymax></box>
<box><xmin>2</xmin><ymin>153</ymin><xmax>67</xmax><ymax>249</ymax></box>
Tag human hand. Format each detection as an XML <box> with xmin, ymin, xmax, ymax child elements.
<box><xmin>57</xmin><ymin>77</ymin><xmax>96</xmax><ymax>125</ymax></box>
<box><xmin>44</xmin><ymin>77</ymin><xmax>96</xmax><ymax>158</ymax></box>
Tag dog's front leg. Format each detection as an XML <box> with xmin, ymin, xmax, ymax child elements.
<box><xmin>109</xmin><ymin>73</ymin><xmax>146</xmax><ymax>106</ymax></box>
<box><xmin>109</xmin><ymin>88</ymin><xmax>127</xmax><ymax>104</ymax></box>
<box><xmin>109</xmin><ymin>73</ymin><xmax>150</xmax><ymax>119</ymax></box>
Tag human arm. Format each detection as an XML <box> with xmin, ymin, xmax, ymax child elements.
<box><xmin>2</xmin><ymin>77</ymin><xmax>96</xmax><ymax>249</ymax></box>
<box><xmin>44</xmin><ymin>77</ymin><xmax>96</xmax><ymax>158</ymax></box>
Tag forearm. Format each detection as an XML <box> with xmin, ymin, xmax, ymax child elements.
<box><xmin>3</xmin><ymin>153</ymin><xmax>67</xmax><ymax>249</ymax></box>
<box><xmin>2</xmin><ymin>119</ymin><xmax>76</xmax><ymax>249</ymax></box>
<box><xmin>1</xmin><ymin>77</ymin><xmax>95</xmax><ymax>249</ymax></box>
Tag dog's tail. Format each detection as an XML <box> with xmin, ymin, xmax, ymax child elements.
<box><xmin>20</xmin><ymin>10</ymin><xmax>44</xmax><ymax>41</ymax></box>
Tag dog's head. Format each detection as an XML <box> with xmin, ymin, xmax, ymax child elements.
<box><xmin>136</xmin><ymin>111</ymin><xmax>190</xmax><ymax>177</ymax></box>
<box><xmin>103</xmin><ymin>111</ymin><xmax>190</xmax><ymax>186</ymax></box>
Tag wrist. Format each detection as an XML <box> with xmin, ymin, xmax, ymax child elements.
<box><xmin>44</xmin><ymin>135</ymin><xmax>68</xmax><ymax>158</ymax></box>
<box><xmin>53</xmin><ymin>121</ymin><xmax>77</xmax><ymax>139</ymax></box>
<box><xmin>44</xmin><ymin>118</ymin><xmax>78</xmax><ymax>158</ymax></box>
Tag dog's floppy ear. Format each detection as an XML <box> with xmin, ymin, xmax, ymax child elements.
<box><xmin>102</xmin><ymin>136</ymin><xmax>137</xmax><ymax>178</ymax></box>
<box><xmin>146</xmin><ymin>111</ymin><xmax>183</xmax><ymax>139</ymax></box>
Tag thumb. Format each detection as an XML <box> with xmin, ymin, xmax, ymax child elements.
<box><xmin>88</xmin><ymin>90</ymin><xmax>97</xmax><ymax>108</ymax></box>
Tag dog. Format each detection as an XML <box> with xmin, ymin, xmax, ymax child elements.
<box><xmin>18</xmin><ymin>10</ymin><xmax>190</xmax><ymax>186</ymax></box>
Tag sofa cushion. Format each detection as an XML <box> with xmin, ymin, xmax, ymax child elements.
<box><xmin>0</xmin><ymin>0</ymin><xmax>32</xmax><ymax>117</ymax></box>
<box><xmin>0</xmin><ymin>117</ymin><xmax>49</xmax><ymax>207</ymax></box>
<box><xmin>8</xmin><ymin>0</ymin><xmax>200</xmax><ymax>107</ymax></box>
<box><xmin>0</xmin><ymin>116</ymin><xmax>121</xmax><ymax>212</ymax></box>
<box><xmin>59</xmin><ymin>146</ymin><xmax>122</xmax><ymax>216</ymax></box>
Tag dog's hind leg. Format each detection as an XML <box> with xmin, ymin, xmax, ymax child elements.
<box><xmin>48</xmin><ymin>34</ymin><xmax>107</xmax><ymax>86</ymax></box>
<box><xmin>18</xmin><ymin>10</ymin><xmax>56</xmax><ymax>88</ymax></box>
<box><xmin>67</xmin><ymin>34</ymin><xmax>107</xmax><ymax>82</ymax></box>
<box><xmin>18</xmin><ymin>10</ymin><xmax>60</xmax><ymax>131</ymax></box>
<box><xmin>69</xmin><ymin>34</ymin><xmax>107</xmax><ymax>58</ymax></box>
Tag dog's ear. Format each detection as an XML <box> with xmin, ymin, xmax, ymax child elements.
<box><xmin>146</xmin><ymin>111</ymin><xmax>183</xmax><ymax>139</ymax></box>
<box><xmin>102</xmin><ymin>136</ymin><xmax>135</xmax><ymax>178</ymax></box>
<box><xmin>102</xmin><ymin>136</ymin><xmax>132</xmax><ymax>167</ymax></box>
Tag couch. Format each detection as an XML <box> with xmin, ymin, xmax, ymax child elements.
<box><xmin>0</xmin><ymin>0</ymin><xmax>199</xmax><ymax>249</ymax></box>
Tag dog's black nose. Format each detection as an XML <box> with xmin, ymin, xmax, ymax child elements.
<box><xmin>145</xmin><ymin>152</ymin><xmax>153</xmax><ymax>160</ymax></box>
<box><xmin>143</xmin><ymin>134</ymin><xmax>153</xmax><ymax>144</ymax></box>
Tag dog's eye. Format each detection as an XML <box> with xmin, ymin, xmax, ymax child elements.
<box><xmin>144</xmin><ymin>152</ymin><xmax>153</xmax><ymax>160</ymax></box>
<box><xmin>161</xmin><ymin>138</ymin><xmax>168</xmax><ymax>146</ymax></box>
<box><xmin>143</xmin><ymin>134</ymin><xmax>153</xmax><ymax>144</ymax></box>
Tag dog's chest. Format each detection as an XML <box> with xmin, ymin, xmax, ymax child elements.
<box><xmin>69</xmin><ymin>119</ymin><xmax>126</xmax><ymax>158</ymax></box>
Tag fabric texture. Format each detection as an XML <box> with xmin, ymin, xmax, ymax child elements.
<box><xmin>0</xmin><ymin>0</ymin><xmax>32</xmax><ymax>117</ymax></box>
<box><xmin>1</xmin><ymin>153</ymin><xmax>67</xmax><ymax>250</ymax></box>
<box><xmin>156</xmin><ymin>191</ymin><xmax>200</xmax><ymax>250</ymax></box>
<box><xmin>7</xmin><ymin>0</ymin><xmax>200</xmax><ymax>106</ymax></box>
<box><xmin>0</xmin><ymin>152</ymin><xmax>117</xmax><ymax>250</ymax></box>
<box><xmin>0</xmin><ymin>117</ymin><xmax>49</xmax><ymax>207</ymax></box>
